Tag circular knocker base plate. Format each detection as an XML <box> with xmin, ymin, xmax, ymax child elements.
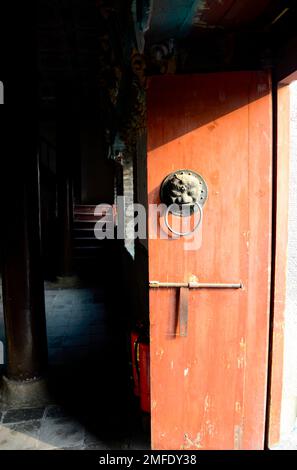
<box><xmin>160</xmin><ymin>169</ymin><xmax>208</xmax><ymax>216</ymax></box>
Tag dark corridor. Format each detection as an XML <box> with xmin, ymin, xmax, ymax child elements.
<box><xmin>0</xmin><ymin>283</ymin><xmax>149</xmax><ymax>449</ymax></box>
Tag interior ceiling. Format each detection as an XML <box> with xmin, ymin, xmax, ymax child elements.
<box><xmin>146</xmin><ymin>0</ymin><xmax>294</xmax><ymax>42</ymax></box>
<box><xmin>38</xmin><ymin>0</ymin><xmax>296</xmax><ymax>73</ymax></box>
<box><xmin>38</xmin><ymin>0</ymin><xmax>297</xmax><ymax>107</ymax></box>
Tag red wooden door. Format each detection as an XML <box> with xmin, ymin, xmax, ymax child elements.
<box><xmin>147</xmin><ymin>72</ymin><xmax>272</xmax><ymax>450</ymax></box>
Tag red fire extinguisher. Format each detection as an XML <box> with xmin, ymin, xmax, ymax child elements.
<box><xmin>131</xmin><ymin>330</ymin><xmax>140</xmax><ymax>397</ymax></box>
<box><xmin>130</xmin><ymin>327</ymin><xmax>150</xmax><ymax>414</ymax></box>
<box><xmin>139</xmin><ymin>338</ymin><xmax>150</xmax><ymax>413</ymax></box>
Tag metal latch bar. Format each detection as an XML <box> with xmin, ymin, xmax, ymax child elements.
<box><xmin>149</xmin><ymin>281</ymin><xmax>243</xmax><ymax>289</ymax></box>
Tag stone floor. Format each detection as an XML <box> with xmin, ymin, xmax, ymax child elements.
<box><xmin>0</xmin><ymin>286</ymin><xmax>150</xmax><ymax>450</ymax></box>
<box><xmin>0</xmin><ymin>404</ymin><xmax>149</xmax><ymax>450</ymax></box>
<box><xmin>45</xmin><ymin>287</ymin><xmax>109</xmax><ymax>367</ymax></box>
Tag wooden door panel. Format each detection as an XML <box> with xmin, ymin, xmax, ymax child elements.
<box><xmin>147</xmin><ymin>72</ymin><xmax>272</xmax><ymax>450</ymax></box>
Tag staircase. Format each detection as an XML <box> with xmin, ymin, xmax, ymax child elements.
<box><xmin>73</xmin><ymin>204</ymin><xmax>114</xmax><ymax>277</ymax></box>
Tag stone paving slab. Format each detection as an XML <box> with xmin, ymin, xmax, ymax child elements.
<box><xmin>84</xmin><ymin>431</ymin><xmax>110</xmax><ymax>449</ymax></box>
<box><xmin>39</xmin><ymin>417</ymin><xmax>85</xmax><ymax>449</ymax></box>
<box><xmin>2</xmin><ymin>407</ymin><xmax>45</xmax><ymax>424</ymax></box>
<box><xmin>0</xmin><ymin>420</ymin><xmax>41</xmax><ymax>450</ymax></box>
<box><xmin>44</xmin><ymin>405</ymin><xmax>69</xmax><ymax>419</ymax></box>
<box><xmin>0</xmin><ymin>404</ymin><xmax>149</xmax><ymax>450</ymax></box>
<box><xmin>83</xmin><ymin>443</ymin><xmax>109</xmax><ymax>450</ymax></box>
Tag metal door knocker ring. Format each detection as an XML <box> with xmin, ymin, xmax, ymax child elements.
<box><xmin>165</xmin><ymin>202</ymin><xmax>203</xmax><ymax>236</ymax></box>
<box><xmin>160</xmin><ymin>169</ymin><xmax>208</xmax><ymax>237</ymax></box>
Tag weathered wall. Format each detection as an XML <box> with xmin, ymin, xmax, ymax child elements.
<box><xmin>122</xmin><ymin>156</ymin><xmax>135</xmax><ymax>258</ymax></box>
<box><xmin>281</xmin><ymin>80</ymin><xmax>297</xmax><ymax>437</ymax></box>
<box><xmin>134</xmin><ymin>131</ymin><xmax>149</xmax><ymax>323</ymax></box>
<box><xmin>118</xmin><ymin>130</ymin><xmax>149</xmax><ymax>325</ymax></box>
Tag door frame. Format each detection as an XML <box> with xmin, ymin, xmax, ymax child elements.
<box><xmin>266</xmin><ymin>69</ymin><xmax>297</xmax><ymax>448</ymax></box>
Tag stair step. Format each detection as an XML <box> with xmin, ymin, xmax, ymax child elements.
<box><xmin>73</xmin><ymin>220</ymin><xmax>114</xmax><ymax>233</ymax></box>
<box><xmin>74</xmin><ymin>220</ymin><xmax>96</xmax><ymax>225</ymax></box>
<box><xmin>74</xmin><ymin>204</ymin><xmax>109</xmax><ymax>211</ymax></box>
<box><xmin>74</xmin><ymin>237</ymin><xmax>100</xmax><ymax>241</ymax></box>
<box><xmin>74</xmin><ymin>229</ymin><xmax>97</xmax><ymax>235</ymax></box>
<box><xmin>74</xmin><ymin>239</ymin><xmax>112</xmax><ymax>246</ymax></box>
<box><xmin>74</xmin><ymin>205</ymin><xmax>112</xmax><ymax>214</ymax></box>
<box><xmin>73</xmin><ymin>221</ymin><xmax>101</xmax><ymax>229</ymax></box>
<box><xmin>74</xmin><ymin>214</ymin><xmax>111</xmax><ymax>221</ymax></box>
<box><xmin>73</xmin><ymin>239</ymin><xmax>102</xmax><ymax>246</ymax></box>
<box><xmin>72</xmin><ymin>206</ymin><xmax>113</xmax><ymax>271</ymax></box>
<box><xmin>73</xmin><ymin>234</ymin><xmax>114</xmax><ymax>242</ymax></box>
<box><xmin>74</xmin><ymin>209</ymin><xmax>111</xmax><ymax>215</ymax></box>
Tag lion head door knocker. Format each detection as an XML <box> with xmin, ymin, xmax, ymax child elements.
<box><xmin>160</xmin><ymin>170</ymin><xmax>208</xmax><ymax>236</ymax></box>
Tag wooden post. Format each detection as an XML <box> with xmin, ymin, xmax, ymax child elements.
<box><xmin>56</xmin><ymin>83</ymin><xmax>75</xmax><ymax>277</ymax></box>
<box><xmin>1</xmin><ymin>154</ymin><xmax>49</xmax><ymax>407</ymax></box>
<box><xmin>56</xmin><ymin>158</ymin><xmax>74</xmax><ymax>277</ymax></box>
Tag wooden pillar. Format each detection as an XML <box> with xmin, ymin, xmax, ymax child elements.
<box><xmin>57</xmin><ymin>156</ymin><xmax>74</xmax><ymax>277</ymax></box>
<box><xmin>1</xmin><ymin>154</ymin><xmax>49</xmax><ymax>407</ymax></box>
<box><xmin>56</xmin><ymin>83</ymin><xmax>75</xmax><ymax>277</ymax></box>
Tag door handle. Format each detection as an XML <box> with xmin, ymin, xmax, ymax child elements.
<box><xmin>159</xmin><ymin>170</ymin><xmax>208</xmax><ymax>237</ymax></box>
<box><xmin>149</xmin><ymin>280</ymin><xmax>243</xmax><ymax>337</ymax></box>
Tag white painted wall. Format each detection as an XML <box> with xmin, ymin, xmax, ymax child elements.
<box><xmin>0</xmin><ymin>81</ymin><xmax>3</xmax><ymax>104</ymax></box>
<box><xmin>123</xmin><ymin>157</ymin><xmax>135</xmax><ymax>258</ymax></box>
<box><xmin>280</xmin><ymin>80</ymin><xmax>297</xmax><ymax>438</ymax></box>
